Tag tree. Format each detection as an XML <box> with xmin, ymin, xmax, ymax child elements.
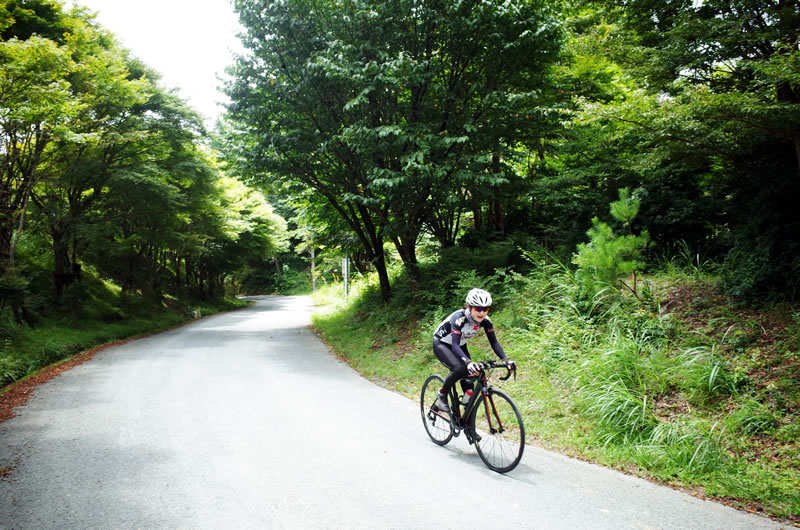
<box><xmin>210</xmin><ymin>176</ymin><xmax>289</xmax><ymax>295</ymax></box>
<box><xmin>0</xmin><ymin>34</ymin><xmax>80</xmax><ymax>323</ymax></box>
<box><xmin>30</xmin><ymin>11</ymin><xmax>153</xmax><ymax>297</ymax></box>
<box><xmin>82</xmin><ymin>87</ymin><xmax>212</xmax><ymax>299</ymax></box>
<box><xmin>1</xmin><ymin>0</ymin><xmax>290</xmax><ymax>323</ymax></box>
<box><xmin>583</xmin><ymin>0</ymin><xmax>800</xmax><ymax>300</ymax></box>
<box><xmin>573</xmin><ymin>188</ymin><xmax>651</xmax><ymax>300</ymax></box>
<box><xmin>225</xmin><ymin>0</ymin><xmax>563</xmax><ymax>300</ymax></box>
<box><xmin>0</xmin><ymin>0</ymin><xmax>70</xmax><ymax>42</ymax></box>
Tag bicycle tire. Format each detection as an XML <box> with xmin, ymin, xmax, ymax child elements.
<box><xmin>470</xmin><ymin>388</ymin><xmax>525</xmax><ymax>473</ymax></box>
<box><xmin>420</xmin><ymin>374</ymin><xmax>453</xmax><ymax>445</ymax></box>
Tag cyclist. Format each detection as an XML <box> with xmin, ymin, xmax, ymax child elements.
<box><xmin>432</xmin><ymin>288</ymin><xmax>514</xmax><ymax>412</ymax></box>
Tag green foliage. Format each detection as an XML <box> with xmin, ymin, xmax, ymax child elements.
<box><xmin>224</xmin><ymin>0</ymin><xmax>564</xmax><ymax>297</ymax></box>
<box><xmin>640</xmin><ymin>418</ymin><xmax>728</xmax><ymax>474</ymax></box>
<box><xmin>580</xmin><ymin>377</ymin><xmax>656</xmax><ymax>442</ymax></box>
<box><xmin>0</xmin><ymin>3</ymin><xmax>290</xmax><ymax>348</ymax></box>
<box><xmin>679</xmin><ymin>347</ymin><xmax>744</xmax><ymax>404</ymax></box>
<box><xmin>666</xmin><ymin>240</ymin><xmax>713</xmax><ymax>279</ymax></box>
<box><xmin>1</xmin><ymin>0</ymin><xmax>70</xmax><ymax>42</ymax></box>
<box><xmin>727</xmin><ymin>399</ymin><xmax>780</xmax><ymax>437</ymax></box>
<box><xmin>436</xmin><ymin>240</ymin><xmax>517</xmax><ymax>277</ymax></box>
<box><xmin>311</xmin><ymin>247</ymin><xmax>800</xmax><ymax>520</ymax></box>
<box><xmin>719</xmin><ymin>213</ymin><xmax>800</xmax><ymax>304</ymax></box>
<box><xmin>573</xmin><ymin>189</ymin><xmax>651</xmax><ymax>299</ymax></box>
<box><xmin>561</xmin><ymin>0</ymin><xmax>800</xmax><ymax>302</ymax></box>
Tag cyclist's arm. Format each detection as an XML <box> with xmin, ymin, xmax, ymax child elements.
<box><xmin>485</xmin><ymin>327</ymin><xmax>507</xmax><ymax>361</ymax></box>
<box><xmin>444</xmin><ymin>310</ymin><xmax>474</xmax><ymax>365</ymax></box>
<box><xmin>450</xmin><ymin>331</ymin><xmax>470</xmax><ymax>364</ymax></box>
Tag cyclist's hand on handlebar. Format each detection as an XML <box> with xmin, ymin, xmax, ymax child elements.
<box><xmin>466</xmin><ymin>361</ymin><xmax>481</xmax><ymax>376</ymax></box>
<box><xmin>499</xmin><ymin>359</ymin><xmax>517</xmax><ymax>381</ymax></box>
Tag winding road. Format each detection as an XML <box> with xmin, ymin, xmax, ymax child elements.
<box><xmin>0</xmin><ymin>296</ymin><xmax>786</xmax><ymax>528</ymax></box>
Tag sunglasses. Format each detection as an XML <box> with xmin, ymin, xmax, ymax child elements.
<box><xmin>472</xmin><ymin>306</ymin><xmax>489</xmax><ymax>312</ymax></box>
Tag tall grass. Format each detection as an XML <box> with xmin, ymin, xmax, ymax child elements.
<box><xmin>678</xmin><ymin>346</ymin><xmax>744</xmax><ymax>403</ymax></box>
<box><xmin>580</xmin><ymin>377</ymin><xmax>656</xmax><ymax>443</ymax></box>
<box><xmin>310</xmin><ymin>247</ymin><xmax>800</xmax><ymax>520</ymax></box>
<box><xmin>639</xmin><ymin>418</ymin><xmax>729</xmax><ymax>474</ymax></box>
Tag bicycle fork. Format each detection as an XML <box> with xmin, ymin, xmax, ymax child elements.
<box><xmin>468</xmin><ymin>389</ymin><xmax>509</xmax><ymax>446</ymax></box>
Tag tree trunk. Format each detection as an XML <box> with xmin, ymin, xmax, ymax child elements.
<box><xmin>472</xmin><ymin>198</ymin><xmax>483</xmax><ymax>229</ymax></box>
<box><xmin>776</xmin><ymin>81</ymin><xmax>800</xmax><ymax>174</ymax></box>
<box><xmin>427</xmin><ymin>207</ymin><xmax>461</xmax><ymax>248</ymax></box>
<box><xmin>492</xmin><ymin>200</ymin><xmax>505</xmax><ymax>234</ymax></box>
<box><xmin>185</xmin><ymin>257</ymin><xmax>192</xmax><ymax>289</ymax></box>
<box><xmin>491</xmin><ymin>154</ymin><xmax>505</xmax><ymax>234</ymax></box>
<box><xmin>174</xmin><ymin>254</ymin><xmax>181</xmax><ymax>295</ymax></box>
<box><xmin>123</xmin><ymin>256</ymin><xmax>136</xmax><ymax>294</ymax></box>
<box><xmin>52</xmin><ymin>230</ymin><xmax>71</xmax><ymax>297</ymax></box>
<box><xmin>393</xmin><ymin>233</ymin><xmax>421</xmax><ymax>288</ymax></box>
<box><xmin>373</xmin><ymin>245</ymin><xmax>391</xmax><ymax>302</ymax></box>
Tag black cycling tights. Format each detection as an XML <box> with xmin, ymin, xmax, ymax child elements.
<box><xmin>433</xmin><ymin>339</ymin><xmax>473</xmax><ymax>395</ymax></box>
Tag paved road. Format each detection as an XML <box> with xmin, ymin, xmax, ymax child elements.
<box><xmin>0</xmin><ymin>296</ymin><xmax>788</xmax><ymax>529</ymax></box>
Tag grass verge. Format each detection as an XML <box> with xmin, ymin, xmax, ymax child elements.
<box><xmin>310</xmin><ymin>266</ymin><xmax>800</xmax><ymax>525</ymax></box>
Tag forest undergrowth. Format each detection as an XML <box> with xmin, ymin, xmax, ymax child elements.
<box><xmin>311</xmin><ymin>255</ymin><xmax>800</xmax><ymax>524</ymax></box>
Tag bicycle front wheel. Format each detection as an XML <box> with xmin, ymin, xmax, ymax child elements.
<box><xmin>420</xmin><ymin>374</ymin><xmax>453</xmax><ymax>446</ymax></box>
<box><xmin>470</xmin><ymin>389</ymin><xmax>525</xmax><ymax>473</ymax></box>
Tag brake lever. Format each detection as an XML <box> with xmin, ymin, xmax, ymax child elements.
<box><xmin>499</xmin><ymin>364</ymin><xmax>516</xmax><ymax>381</ymax></box>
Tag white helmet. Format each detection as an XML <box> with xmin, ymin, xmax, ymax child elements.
<box><xmin>465</xmin><ymin>288</ymin><xmax>492</xmax><ymax>307</ymax></box>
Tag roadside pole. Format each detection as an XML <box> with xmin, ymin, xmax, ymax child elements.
<box><xmin>342</xmin><ymin>255</ymin><xmax>349</xmax><ymax>298</ymax></box>
<box><xmin>311</xmin><ymin>247</ymin><xmax>316</xmax><ymax>292</ymax></box>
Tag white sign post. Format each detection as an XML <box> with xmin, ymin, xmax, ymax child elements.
<box><xmin>342</xmin><ymin>255</ymin><xmax>350</xmax><ymax>298</ymax></box>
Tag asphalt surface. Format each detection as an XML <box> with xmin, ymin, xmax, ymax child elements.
<box><xmin>0</xmin><ymin>296</ymin><xmax>789</xmax><ymax>529</ymax></box>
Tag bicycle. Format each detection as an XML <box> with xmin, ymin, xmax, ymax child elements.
<box><xmin>420</xmin><ymin>361</ymin><xmax>525</xmax><ymax>473</ymax></box>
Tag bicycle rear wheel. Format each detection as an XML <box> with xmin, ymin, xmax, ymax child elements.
<box><xmin>470</xmin><ymin>389</ymin><xmax>525</xmax><ymax>473</ymax></box>
<box><xmin>420</xmin><ymin>374</ymin><xmax>453</xmax><ymax>445</ymax></box>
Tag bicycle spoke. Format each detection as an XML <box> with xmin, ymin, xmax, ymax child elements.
<box><xmin>420</xmin><ymin>375</ymin><xmax>453</xmax><ymax>446</ymax></box>
<box><xmin>471</xmin><ymin>389</ymin><xmax>524</xmax><ymax>473</ymax></box>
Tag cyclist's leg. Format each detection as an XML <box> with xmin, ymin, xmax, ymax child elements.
<box><xmin>458</xmin><ymin>345</ymin><xmax>474</xmax><ymax>394</ymax></box>
<box><xmin>433</xmin><ymin>339</ymin><xmax>469</xmax><ymax>395</ymax></box>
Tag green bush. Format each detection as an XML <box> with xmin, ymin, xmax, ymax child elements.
<box><xmin>0</xmin><ymin>356</ymin><xmax>25</xmax><ymax>387</ymax></box>
<box><xmin>573</xmin><ymin>188</ymin><xmax>651</xmax><ymax>300</ymax></box>
<box><xmin>719</xmin><ymin>242</ymin><xmax>773</xmax><ymax>302</ymax></box>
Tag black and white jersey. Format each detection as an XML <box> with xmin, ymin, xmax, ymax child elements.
<box><xmin>433</xmin><ymin>309</ymin><xmax>496</xmax><ymax>346</ymax></box>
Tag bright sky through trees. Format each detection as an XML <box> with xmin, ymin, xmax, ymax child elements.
<box><xmin>70</xmin><ymin>0</ymin><xmax>243</xmax><ymax>126</ymax></box>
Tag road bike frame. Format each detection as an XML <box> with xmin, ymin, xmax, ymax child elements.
<box><xmin>421</xmin><ymin>360</ymin><xmax>525</xmax><ymax>473</ymax></box>
<box><xmin>441</xmin><ymin>361</ymin><xmax>514</xmax><ymax>443</ymax></box>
